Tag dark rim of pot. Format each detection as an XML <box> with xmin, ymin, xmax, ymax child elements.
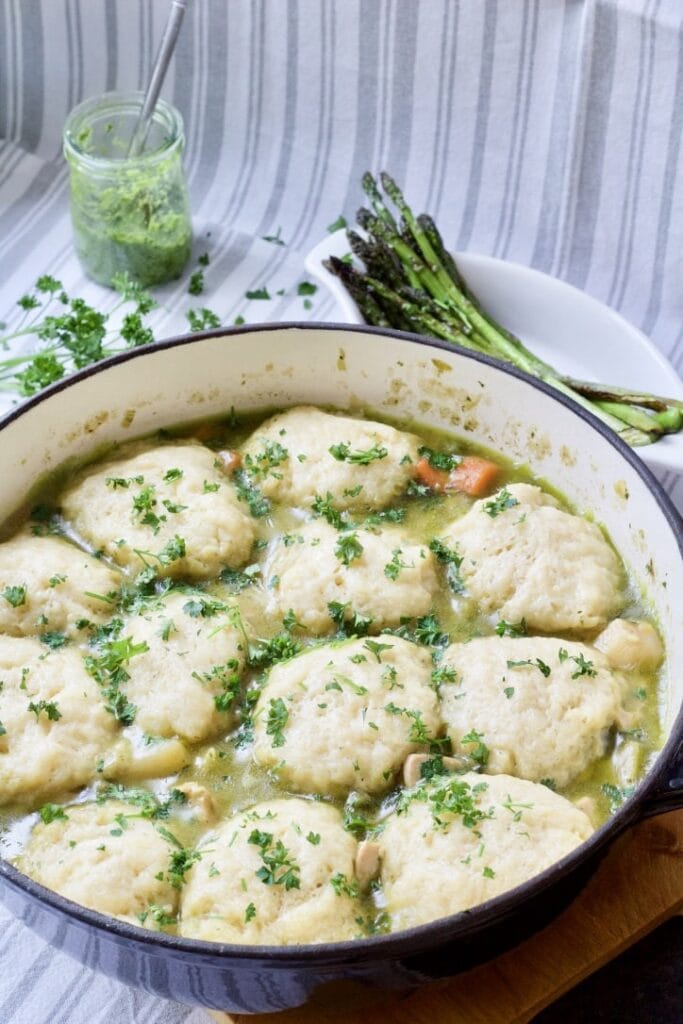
<box><xmin>0</xmin><ymin>321</ymin><xmax>681</xmax><ymax>966</ymax></box>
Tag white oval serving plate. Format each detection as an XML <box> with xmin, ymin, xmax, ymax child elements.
<box><xmin>305</xmin><ymin>232</ymin><xmax>683</xmax><ymax>475</ymax></box>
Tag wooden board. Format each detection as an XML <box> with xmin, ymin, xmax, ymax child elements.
<box><xmin>207</xmin><ymin>809</ymin><xmax>683</xmax><ymax>1024</ymax></box>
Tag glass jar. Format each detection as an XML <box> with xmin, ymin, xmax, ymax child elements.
<box><xmin>63</xmin><ymin>91</ymin><xmax>192</xmax><ymax>288</ymax></box>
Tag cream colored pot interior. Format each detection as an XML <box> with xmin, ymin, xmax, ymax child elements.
<box><xmin>2</xmin><ymin>326</ymin><xmax>681</xmax><ymax>736</ymax></box>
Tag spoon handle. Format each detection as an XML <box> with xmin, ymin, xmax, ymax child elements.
<box><xmin>127</xmin><ymin>0</ymin><xmax>189</xmax><ymax>158</ymax></box>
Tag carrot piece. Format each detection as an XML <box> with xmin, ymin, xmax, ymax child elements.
<box><xmin>413</xmin><ymin>456</ymin><xmax>449</xmax><ymax>492</ymax></box>
<box><xmin>215</xmin><ymin>449</ymin><xmax>242</xmax><ymax>473</ymax></box>
<box><xmin>446</xmin><ymin>456</ymin><xmax>500</xmax><ymax>497</ymax></box>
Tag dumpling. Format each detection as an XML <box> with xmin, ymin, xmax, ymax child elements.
<box><xmin>438</xmin><ymin>635</ymin><xmax>626</xmax><ymax>787</ymax></box>
<box><xmin>264</xmin><ymin>520</ymin><xmax>438</xmax><ymax>635</ymax></box>
<box><xmin>252</xmin><ymin>636</ymin><xmax>441</xmax><ymax>795</ymax></box>
<box><xmin>17</xmin><ymin>800</ymin><xmax>178</xmax><ymax>928</ymax></box>
<box><xmin>439</xmin><ymin>483</ymin><xmax>624</xmax><ymax>632</ymax></box>
<box><xmin>240</xmin><ymin>406</ymin><xmax>420</xmax><ymax>510</ymax></box>
<box><xmin>179</xmin><ymin>798</ymin><xmax>361</xmax><ymax>944</ymax></box>
<box><xmin>60</xmin><ymin>443</ymin><xmax>255</xmax><ymax>580</ymax></box>
<box><xmin>0</xmin><ymin>532</ymin><xmax>121</xmax><ymax>638</ymax></box>
<box><xmin>0</xmin><ymin>637</ymin><xmax>118</xmax><ymax>805</ymax></box>
<box><xmin>379</xmin><ymin>772</ymin><xmax>593</xmax><ymax>930</ymax></box>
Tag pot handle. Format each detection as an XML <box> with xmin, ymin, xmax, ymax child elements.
<box><xmin>640</xmin><ymin>738</ymin><xmax>683</xmax><ymax>818</ymax></box>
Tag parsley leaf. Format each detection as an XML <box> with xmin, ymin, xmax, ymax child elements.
<box><xmin>483</xmin><ymin>488</ymin><xmax>519</xmax><ymax>517</ymax></box>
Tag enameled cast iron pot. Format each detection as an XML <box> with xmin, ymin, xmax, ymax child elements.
<box><xmin>0</xmin><ymin>324</ymin><xmax>682</xmax><ymax>1015</ymax></box>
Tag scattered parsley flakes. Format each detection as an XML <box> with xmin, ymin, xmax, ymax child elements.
<box><xmin>244</xmin><ymin>902</ymin><xmax>257</xmax><ymax>922</ymax></box>
<box><xmin>265</xmin><ymin>697</ymin><xmax>289</xmax><ymax>748</ymax></box>
<box><xmin>506</xmin><ymin>658</ymin><xmax>551</xmax><ymax>678</ymax></box>
<box><xmin>297</xmin><ymin>281</ymin><xmax>317</xmax><ymax>297</ymax></box>
<box><xmin>306</xmin><ymin>832</ymin><xmax>321</xmax><ymax>845</ymax></box>
<box><xmin>417</xmin><ymin>446</ymin><xmax>460</xmax><ymax>471</ymax></box>
<box><xmin>248</xmin><ymin>829</ymin><xmax>301</xmax><ymax>889</ymax></box>
<box><xmin>335</xmin><ymin>531</ymin><xmax>364</xmax><ymax>566</ymax></box>
<box><xmin>187</xmin><ymin>307</ymin><xmax>220</xmax><ymax>332</ymax></box>
<box><xmin>460</xmin><ymin>729</ymin><xmax>489</xmax><ymax>765</ymax></box>
<box><xmin>428</xmin><ymin>538</ymin><xmax>465</xmax><ymax>594</ymax></box>
<box><xmin>2</xmin><ymin>585</ymin><xmax>26</xmax><ymax>607</ymax></box>
<box><xmin>188</xmin><ymin>270</ymin><xmax>204</xmax><ymax>295</ymax></box>
<box><xmin>163</xmin><ymin>467</ymin><xmax>184</xmax><ymax>482</ymax></box>
<box><xmin>495</xmin><ymin>618</ymin><xmax>528</xmax><ymax>638</ymax></box>
<box><xmin>330</xmin><ymin>872</ymin><xmax>359</xmax><ymax>898</ymax></box>
<box><xmin>39</xmin><ymin>630</ymin><xmax>68</xmax><ymax>650</ymax></box>
<box><xmin>329</xmin><ymin>442</ymin><xmax>387</xmax><ymax>465</ymax></box>
<box><xmin>28</xmin><ymin>699</ymin><xmax>62</xmax><ymax>722</ymax></box>
<box><xmin>483</xmin><ymin>488</ymin><xmax>519</xmax><ymax>517</ymax></box>
<box><xmin>39</xmin><ymin>803</ymin><xmax>69</xmax><ymax>824</ymax></box>
<box><xmin>311</xmin><ymin>492</ymin><xmax>346</xmax><ymax>529</ymax></box>
<box><xmin>245</xmin><ymin>287</ymin><xmax>271</xmax><ymax>301</ymax></box>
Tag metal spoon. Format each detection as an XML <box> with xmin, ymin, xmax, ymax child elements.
<box><xmin>127</xmin><ymin>0</ymin><xmax>189</xmax><ymax>158</ymax></box>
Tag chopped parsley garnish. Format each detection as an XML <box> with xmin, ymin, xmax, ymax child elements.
<box><xmin>28</xmin><ymin>699</ymin><xmax>62</xmax><ymax>722</ymax></box>
<box><xmin>601</xmin><ymin>782</ymin><xmax>635</xmax><ymax>812</ymax></box>
<box><xmin>306</xmin><ymin>832</ymin><xmax>321</xmax><ymax>845</ymax></box>
<box><xmin>243</xmin><ymin>440</ymin><xmax>288</xmax><ymax>481</ymax></box>
<box><xmin>157</xmin><ymin>535</ymin><xmax>186</xmax><ymax>565</ymax></box>
<box><xmin>245</xmin><ymin>287</ymin><xmax>271</xmax><ymax>301</ymax></box>
<box><xmin>501</xmin><ymin>795</ymin><xmax>533</xmax><ymax>821</ymax></box>
<box><xmin>84</xmin><ymin>634</ymin><xmax>148</xmax><ymax>725</ymax></box>
<box><xmin>192</xmin><ymin>660</ymin><xmax>241</xmax><ymax>713</ymax></box>
<box><xmin>137</xmin><ymin>904</ymin><xmax>177</xmax><ymax>928</ymax></box>
<box><xmin>96</xmin><ymin>784</ymin><xmax>186</xmax><ymax>820</ymax></box>
<box><xmin>412</xmin><ymin>613</ymin><xmax>449</xmax><ymax>647</ymax></box>
<box><xmin>335</xmin><ymin>531</ymin><xmax>364</xmax><ymax>566</ymax></box>
<box><xmin>483</xmin><ymin>488</ymin><xmax>519</xmax><ymax>517</ymax></box>
<box><xmin>362</xmin><ymin>507</ymin><xmax>407</xmax><ymax>529</ymax></box>
<box><xmin>2</xmin><ymin>585</ymin><xmax>26</xmax><ymax>607</ymax></box>
<box><xmin>506</xmin><ymin>658</ymin><xmax>551</xmax><ymax>678</ymax></box>
<box><xmin>265</xmin><ymin>697</ymin><xmax>289</xmax><ymax>748</ymax></box>
<box><xmin>384</xmin><ymin>547</ymin><xmax>411</xmax><ymax>580</ymax></box>
<box><xmin>182</xmin><ymin>595</ymin><xmax>229</xmax><ymax>618</ymax></box>
<box><xmin>401</xmin><ymin>776</ymin><xmax>490</xmax><ymax>831</ymax></box>
<box><xmin>503</xmin><ymin>686</ymin><xmax>515</xmax><ymax>699</ymax></box>
<box><xmin>330</xmin><ymin>872</ymin><xmax>359</xmax><ymax>898</ymax></box>
<box><xmin>0</xmin><ymin>721</ymin><xmax>6</xmax><ymax>737</ymax></box>
<box><xmin>430</xmin><ymin>664</ymin><xmax>457</xmax><ymax>694</ymax></box>
<box><xmin>363</xmin><ymin>639</ymin><xmax>393</xmax><ymax>663</ymax></box>
<box><xmin>428</xmin><ymin>538</ymin><xmax>465</xmax><ymax>593</ymax></box>
<box><xmin>297</xmin><ymin>281</ymin><xmax>317</xmax><ymax>297</ymax></box>
<box><xmin>39</xmin><ymin>803</ymin><xmax>69</xmax><ymax>824</ymax></box>
<box><xmin>132</xmin><ymin>484</ymin><xmax>163</xmax><ymax>532</ymax></box>
<box><xmin>244</xmin><ymin>902</ymin><xmax>257</xmax><ymax>922</ymax></box>
<box><xmin>417</xmin><ymin>446</ymin><xmax>460</xmax><ymax>471</ymax></box>
<box><xmin>327</xmin><ymin>601</ymin><xmax>373</xmax><ymax>637</ymax></box>
<box><xmin>233</xmin><ymin>469</ymin><xmax>270</xmax><ymax>518</ymax></box>
<box><xmin>187</xmin><ymin>307</ymin><xmax>220</xmax><ymax>332</ymax></box>
<box><xmin>163</xmin><ymin>467</ymin><xmax>184</xmax><ymax>482</ymax></box>
<box><xmin>495</xmin><ymin>618</ymin><xmax>528</xmax><ymax>638</ymax></box>
<box><xmin>329</xmin><ymin>442</ymin><xmax>388</xmax><ymax>465</ymax></box>
<box><xmin>248</xmin><ymin>829</ymin><xmax>301</xmax><ymax>889</ymax></box>
<box><xmin>39</xmin><ymin>630</ymin><xmax>68</xmax><ymax>650</ymax></box>
<box><xmin>311</xmin><ymin>492</ymin><xmax>346</xmax><ymax>529</ymax></box>
<box><xmin>48</xmin><ymin>574</ymin><xmax>67</xmax><ymax>588</ymax></box>
<box><xmin>219</xmin><ymin>563</ymin><xmax>260</xmax><ymax>592</ymax></box>
<box><xmin>188</xmin><ymin>270</ymin><xmax>204</xmax><ymax>296</ymax></box>
<box><xmin>569</xmin><ymin>652</ymin><xmax>597</xmax><ymax>679</ymax></box>
<box><xmin>460</xmin><ymin>729</ymin><xmax>489</xmax><ymax>765</ymax></box>
<box><xmin>248</xmin><ymin>632</ymin><xmax>302</xmax><ymax>668</ymax></box>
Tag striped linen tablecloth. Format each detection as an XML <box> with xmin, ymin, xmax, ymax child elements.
<box><xmin>0</xmin><ymin>2</ymin><xmax>682</xmax><ymax>1022</ymax></box>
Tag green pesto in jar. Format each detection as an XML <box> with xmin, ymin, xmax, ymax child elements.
<box><xmin>63</xmin><ymin>92</ymin><xmax>192</xmax><ymax>288</ymax></box>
